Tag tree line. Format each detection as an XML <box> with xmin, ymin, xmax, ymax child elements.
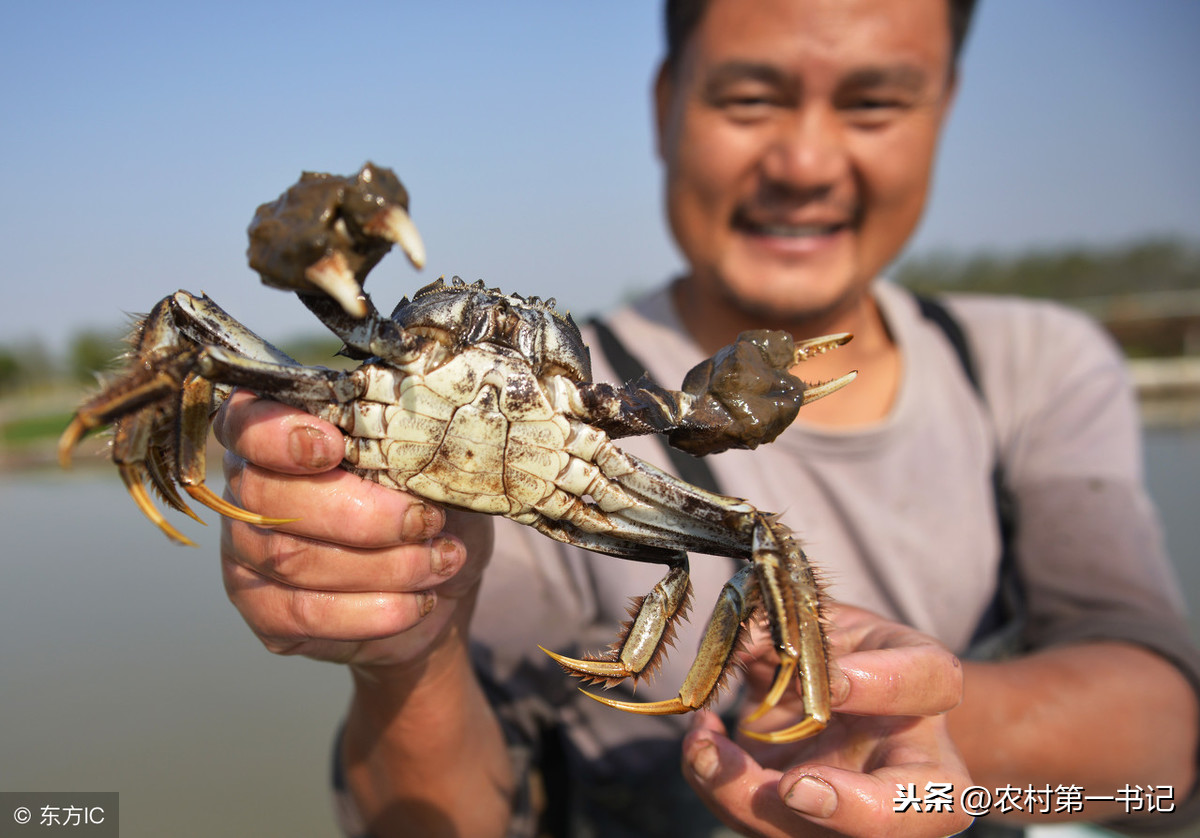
<box><xmin>895</xmin><ymin>237</ymin><xmax>1199</xmax><ymax>299</ymax></box>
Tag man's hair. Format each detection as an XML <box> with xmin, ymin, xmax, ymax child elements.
<box><xmin>663</xmin><ymin>0</ymin><xmax>979</xmax><ymax>77</ymax></box>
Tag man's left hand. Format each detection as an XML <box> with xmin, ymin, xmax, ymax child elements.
<box><xmin>684</xmin><ymin>604</ymin><xmax>974</xmax><ymax>837</ymax></box>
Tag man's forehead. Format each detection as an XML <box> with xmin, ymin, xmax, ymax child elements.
<box><xmin>681</xmin><ymin>0</ymin><xmax>953</xmax><ymax>81</ymax></box>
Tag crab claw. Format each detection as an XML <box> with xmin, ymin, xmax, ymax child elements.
<box><xmin>791</xmin><ymin>332</ymin><xmax>858</xmax><ymax>406</ymax></box>
<box><xmin>802</xmin><ymin>369</ymin><xmax>858</xmax><ymax>406</ymax></box>
<box><xmin>248</xmin><ymin>163</ymin><xmax>426</xmax><ymax>319</ymax></box>
<box><xmin>793</xmin><ymin>331</ymin><xmax>853</xmax><ymax>361</ymax></box>
<box><xmin>365</xmin><ymin>203</ymin><xmax>426</xmax><ymax>271</ymax></box>
<box><xmin>301</xmin><ymin>202</ymin><xmax>425</xmax><ymax>318</ymax></box>
<box><xmin>305</xmin><ymin>250</ymin><xmax>369</xmax><ymax>318</ymax></box>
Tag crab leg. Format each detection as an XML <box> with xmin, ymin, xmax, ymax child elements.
<box><xmin>739</xmin><ymin>518</ymin><xmax>830</xmax><ymax>743</ymax></box>
<box><xmin>570</xmin><ymin>564</ymin><xmax>756</xmax><ymax>713</ymax></box>
<box><xmin>571</xmin><ymin>331</ymin><xmax>856</xmax><ymax>456</ymax></box>
<box><xmin>537</xmin><ymin>436</ymin><xmax>832</xmax><ymax>741</ymax></box>
<box><xmin>58</xmin><ymin>292</ymin><xmax>353</xmax><ymax>542</ymax></box>
<box><xmin>547</xmin><ymin>511</ymin><xmax>829</xmax><ymax>742</ymax></box>
<box><xmin>542</xmin><ymin>563</ymin><xmax>693</xmax><ymax>685</ymax></box>
<box><xmin>118</xmin><ymin>463</ymin><xmax>197</xmax><ymax>546</ymax></box>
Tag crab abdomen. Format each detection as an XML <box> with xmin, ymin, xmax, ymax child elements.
<box><xmin>326</xmin><ymin>347</ymin><xmax>588</xmax><ymax>519</ymax></box>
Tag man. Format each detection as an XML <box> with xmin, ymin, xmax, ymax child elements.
<box><xmin>215</xmin><ymin>0</ymin><xmax>1199</xmax><ymax>835</ymax></box>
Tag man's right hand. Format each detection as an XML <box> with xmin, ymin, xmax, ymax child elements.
<box><xmin>213</xmin><ymin>389</ymin><xmax>495</xmax><ymax>669</ymax></box>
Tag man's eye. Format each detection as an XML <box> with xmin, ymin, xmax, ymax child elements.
<box><xmin>848</xmin><ymin>97</ymin><xmax>903</xmax><ymax>111</ymax></box>
<box><xmin>716</xmin><ymin>95</ymin><xmax>779</xmax><ymax>121</ymax></box>
<box><xmin>842</xmin><ymin>96</ymin><xmax>909</xmax><ymax>127</ymax></box>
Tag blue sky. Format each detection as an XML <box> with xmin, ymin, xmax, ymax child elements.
<box><xmin>2</xmin><ymin>1</ymin><xmax>1198</xmax><ymax>352</ymax></box>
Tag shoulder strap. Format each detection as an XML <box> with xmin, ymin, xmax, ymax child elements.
<box><xmin>587</xmin><ymin>319</ymin><xmax>723</xmax><ymax>495</ymax></box>
<box><xmin>916</xmin><ymin>295</ymin><xmax>983</xmax><ymax>393</ymax></box>
<box><xmin>915</xmin><ymin>295</ymin><xmax>1024</xmax><ymax>656</ymax></box>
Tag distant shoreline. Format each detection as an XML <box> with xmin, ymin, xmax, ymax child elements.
<box><xmin>1130</xmin><ymin>357</ymin><xmax>1200</xmax><ymax>429</ymax></box>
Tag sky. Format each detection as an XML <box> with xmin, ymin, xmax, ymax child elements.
<box><xmin>2</xmin><ymin>1</ymin><xmax>1198</xmax><ymax>354</ymax></box>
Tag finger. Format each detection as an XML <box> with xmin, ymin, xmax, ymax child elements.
<box><xmin>222</xmin><ymin>554</ymin><xmax>440</xmax><ymax>651</ymax></box>
<box><xmin>683</xmin><ymin>713</ymin><xmax>806</xmax><ymax>838</ymax></box>
<box><xmin>833</xmin><ymin>644</ymin><xmax>963</xmax><ymax>717</ymax></box>
<box><xmin>213</xmin><ymin>389</ymin><xmax>345</xmax><ymax>474</ymax></box>
<box><xmin>221</xmin><ymin>516</ymin><xmax>467</xmax><ymax>593</ymax></box>
<box><xmin>818</xmin><ymin>604</ymin><xmax>964</xmax><ymax>716</ymax></box>
<box><xmin>225</xmin><ymin>457</ymin><xmax>444</xmax><ymax>547</ymax></box>
<box><xmin>686</xmin><ymin>715</ymin><xmax>974</xmax><ymax>837</ymax></box>
<box><xmin>778</xmin><ymin>757</ymin><xmax>974</xmax><ymax>838</ymax></box>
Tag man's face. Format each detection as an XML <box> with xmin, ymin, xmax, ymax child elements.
<box><xmin>657</xmin><ymin>0</ymin><xmax>956</xmax><ymax>321</ymax></box>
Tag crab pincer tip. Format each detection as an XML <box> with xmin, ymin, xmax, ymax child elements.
<box><xmin>374</xmin><ymin>205</ymin><xmax>426</xmax><ymax>270</ymax></box>
<box><xmin>802</xmin><ymin>370</ymin><xmax>858</xmax><ymax>406</ymax></box>
<box><xmin>57</xmin><ymin>416</ymin><xmax>89</xmax><ymax>469</ymax></box>
<box><xmin>304</xmin><ymin>252</ymin><xmax>369</xmax><ymax>318</ymax></box>
<box><xmin>576</xmin><ymin>689</ymin><xmax>693</xmax><ymax>716</ymax></box>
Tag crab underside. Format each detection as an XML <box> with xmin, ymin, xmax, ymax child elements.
<box><xmin>59</xmin><ymin>163</ymin><xmax>856</xmax><ymax>743</ymax></box>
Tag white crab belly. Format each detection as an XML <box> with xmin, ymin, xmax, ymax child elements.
<box><xmin>337</xmin><ymin>349</ymin><xmax>580</xmax><ymax>518</ymax></box>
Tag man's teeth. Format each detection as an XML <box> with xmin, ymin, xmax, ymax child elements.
<box><xmin>754</xmin><ymin>222</ymin><xmax>842</xmax><ymax>237</ymax></box>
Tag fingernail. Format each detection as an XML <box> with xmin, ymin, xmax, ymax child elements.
<box><xmin>418</xmin><ymin>590</ymin><xmax>437</xmax><ymax>618</ymax></box>
<box><xmin>785</xmin><ymin>775</ymin><xmax>837</xmax><ymax>818</ymax></box>
<box><xmin>689</xmin><ymin>741</ymin><xmax>720</xmax><ymax>782</ymax></box>
<box><xmin>830</xmin><ymin>667</ymin><xmax>852</xmax><ymax>706</ymax></box>
<box><xmin>289</xmin><ymin>425</ymin><xmax>338</xmax><ymax>469</ymax></box>
<box><xmin>430</xmin><ymin>537</ymin><xmax>460</xmax><ymax>576</ymax></box>
<box><xmin>402</xmin><ymin>502</ymin><xmax>438</xmax><ymax>542</ymax></box>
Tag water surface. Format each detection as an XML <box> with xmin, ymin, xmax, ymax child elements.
<box><xmin>1</xmin><ymin>428</ymin><xmax>1197</xmax><ymax>836</ymax></box>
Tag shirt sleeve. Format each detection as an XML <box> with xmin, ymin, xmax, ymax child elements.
<box><xmin>983</xmin><ymin>302</ymin><xmax>1198</xmax><ymax>675</ymax></box>
<box><xmin>970</xmin><ymin>298</ymin><xmax>1200</xmax><ymax>834</ymax></box>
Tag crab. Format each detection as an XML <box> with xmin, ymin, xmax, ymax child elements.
<box><xmin>58</xmin><ymin>163</ymin><xmax>856</xmax><ymax>743</ymax></box>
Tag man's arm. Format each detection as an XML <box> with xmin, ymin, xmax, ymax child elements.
<box><xmin>341</xmin><ymin>626</ymin><xmax>515</xmax><ymax>837</ymax></box>
<box><xmin>955</xmin><ymin>300</ymin><xmax>1200</xmax><ymax>822</ymax></box>
<box><xmin>953</xmin><ymin>642</ymin><xmax>1198</xmax><ymax>822</ymax></box>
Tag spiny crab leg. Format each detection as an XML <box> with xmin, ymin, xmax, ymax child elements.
<box><xmin>120</xmin><ymin>464</ymin><xmax>197</xmax><ymax>547</ymax></box>
<box><xmin>56</xmin><ymin>370</ymin><xmax>182</xmax><ymax>469</ymax></box>
<box><xmin>544</xmin><ymin>506</ymin><xmax>832</xmax><ymax>743</ymax></box>
<box><xmin>560</xmin><ymin>563</ymin><xmax>757</xmax><ymax>714</ymax></box>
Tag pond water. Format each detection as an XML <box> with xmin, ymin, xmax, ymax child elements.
<box><xmin>1</xmin><ymin>427</ymin><xmax>1197</xmax><ymax>836</ymax></box>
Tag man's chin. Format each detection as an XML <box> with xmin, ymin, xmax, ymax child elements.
<box><xmin>714</xmin><ymin>268</ymin><xmax>867</xmax><ymax>329</ymax></box>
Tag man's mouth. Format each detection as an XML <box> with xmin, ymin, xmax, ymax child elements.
<box><xmin>733</xmin><ymin>210</ymin><xmax>854</xmax><ymax>239</ymax></box>
<box><xmin>747</xmin><ymin>221</ymin><xmax>848</xmax><ymax>237</ymax></box>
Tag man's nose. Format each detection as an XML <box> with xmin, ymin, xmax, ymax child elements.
<box><xmin>759</xmin><ymin>104</ymin><xmax>850</xmax><ymax>192</ymax></box>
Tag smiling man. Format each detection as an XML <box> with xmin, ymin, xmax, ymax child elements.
<box><xmin>214</xmin><ymin>1</ymin><xmax>1199</xmax><ymax>836</ymax></box>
